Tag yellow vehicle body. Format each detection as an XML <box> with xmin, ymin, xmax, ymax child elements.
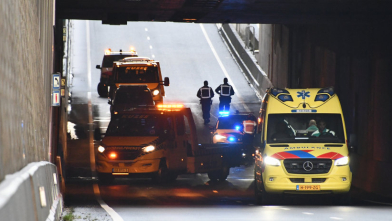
<box><xmin>109</xmin><ymin>57</ymin><xmax>167</xmax><ymax>104</ymax></box>
<box><xmin>255</xmin><ymin>88</ymin><xmax>352</xmax><ymax>196</ymax></box>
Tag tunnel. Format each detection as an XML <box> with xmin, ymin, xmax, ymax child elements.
<box><xmin>1</xmin><ymin>0</ymin><xmax>392</xmax><ymax>220</ymax></box>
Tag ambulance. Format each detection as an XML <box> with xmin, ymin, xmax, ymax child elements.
<box><xmin>96</xmin><ymin>48</ymin><xmax>138</xmax><ymax>97</ymax></box>
<box><xmin>254</xmin><ymin>87</ymin><xmax>352</xmax><ymax>204</ymax></box>
<box><xmin>108</xmin><ymin>57</ymin><xmax>169</xmax><ymax>105</ymax></box>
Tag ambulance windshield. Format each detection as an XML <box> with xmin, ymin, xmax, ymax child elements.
<box><xmin>106</xmin><ymin>115</ymin><xmax>172</xmax><ymax>137</ymax></box>
<box><xmin>267</xmin><ymin>114</ymin><xmax>344</xmax><ymax>144</ymax></box>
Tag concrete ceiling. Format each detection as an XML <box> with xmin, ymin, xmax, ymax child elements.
<box><xmin>57</xmin><ymin>0</ymin><xmax>392</xmax><ymax>24</ymax></box>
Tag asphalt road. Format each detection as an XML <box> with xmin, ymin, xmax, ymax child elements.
<box><xmin>63</xmin><ymin>20</ymin><xmax>392</xmax><ymax>221</ymax></box>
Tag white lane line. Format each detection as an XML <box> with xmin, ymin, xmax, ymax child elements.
<box><xmin>152</xmin><ymin>54</ymin><xmax>155</xmax><ymax>58</ymax></box>
<box><xmin>150</xmin><ymin>45</ymin><xmax>153</xmax><ymax>49</ymax></box>
<box><xmin>87</xmin><ymin>21</ymin><xmax>124</xmax><ymax>221</ymax></box>
<box><xmin>145</xmin><ymin>28</ymin><xmax>148</xmax><ymax>31</ymax></box>
<box><xmin>93</xmin><ymin>184</ymin><xmax>124</xmax><ymax>221</ymax></box>
<box><xmin>280</xmin><ymin>208</ymin><xmax>290</xmax><ymax>210</ymax></box>
<box><xmin>303</xmin><ymin>212</ymin><xmax>314</xmax><ymax>215</ymax></box>
<box><xmin>330</xmin><ymin>217</ymin><xmax>343</xmax><ymax>220</ymax></box>
<box><xmin>147</xmin><ymin>36</ymin><xmax>150</xmax><ymax>40</ymax></box>
<box><xmin>200</xmin><ymin>24</ymin><xmax>251</xmax><ymax>112</ymax></box>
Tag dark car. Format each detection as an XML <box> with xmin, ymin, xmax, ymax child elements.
<box><xmin>109</xmin><ymin>85</ymin><xmax>154</xmax><ymax>116</ymax></box>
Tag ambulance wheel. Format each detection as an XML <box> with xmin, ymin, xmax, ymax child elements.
<box><xmin>97</xmin><ymin>83</ymin><xmax>107</xmax><ymax>97</ymax></box>
<box><xmin>208</xmin><ymin>167</ymin><xmax>229</xmax><ymax>182</ymax></box>
<box><xmin>97</xmin><ymin>173</ymin><xmax>114</xmax><ymax>184</ymax></box>
<box><xmin>254</xmin><ymin>169</ymin><xmax>272</xmax><ymax>205</ymax></box>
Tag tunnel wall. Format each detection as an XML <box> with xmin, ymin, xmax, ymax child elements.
<box><xmin>288</xmin><ymin>24</ymin><xmax>392</xmax><ymax>197</ymax></box>
<box><xmin>0</xmin><ymin>0</ymin><xmax>54</xmax><ymax>181</ymax></box>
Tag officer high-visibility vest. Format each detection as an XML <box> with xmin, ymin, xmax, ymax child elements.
<box><xmin>243</xmin><ymin>120</ymin><xmax>256</xmax><ymax>134</ymax></box>
<box><xmin>221</xmin><ymin>85</ymin><xmax>231</xmax><ymax>96</ymax></box>
<box><xmin>200</xmin><ymin>88</ymin><xmax>211</xmax><ymax>99</ymax></box>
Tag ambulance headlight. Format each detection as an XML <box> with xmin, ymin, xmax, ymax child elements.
<box><xmin>214</xmin><ymin>134</ymin><xmax>226</xmax><ymax>140</ymax></box>
<box><xmin>143</xmin><ymin>145</ymin><xmax>155</xmax><ymax>153</ymax></box>
<box><xmin>98</xmin><ymin>146</ymin><xmax>105</xmax><ymax>153</ymax></box>
<box><xmin>152</xmin><ymin>89</ymin><xmax>159</xmax><ymax>96</ymax></box>
<box><xmin>334</xmin><ymin>156</ymin><xmax>349</xmax><ymax>166</ymax></box>
<box><xmin>264</xmin><ymin>156</ymin><xmax>281</xmax><ymax>166</ymax></box>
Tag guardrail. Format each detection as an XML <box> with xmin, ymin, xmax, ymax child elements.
<box><xmin>0</xmin><ymin>162</ymin><xmax>62</xmax><ymax>221</ymax></box>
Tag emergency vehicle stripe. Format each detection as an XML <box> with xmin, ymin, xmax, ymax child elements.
<box><xmin>317</xmin><ymin>152</ymin><xmax>344</xmax><ymax>159</ymax></box>
<box><xmin>271</xmin><ymin>152</ymin><xmax>299</xmax><ymax>159</ymax></box>
<box><xmin>286</xmin><ymin>150</ymin><xmax>316</xmax><ymax>158</ymax></box>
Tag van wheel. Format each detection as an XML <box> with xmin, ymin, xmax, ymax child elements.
<box><xmin>152</xmin><ymin>160</ymin><xmax>176</xmax><ymax>183</ymax></box>
<box><xmin>208</xmin><ymin>167</ymin><xmax>229</xmax><ymax>182</ymax></box>
<box><xmin>97</xmin><ymin>83</ymin><xmax>108</xmax><ymax>97</ymax></box>
<box><xmin>97</xmin><ymin>173</ymin><xmax>114</xmax><ymax>184</ymax></box>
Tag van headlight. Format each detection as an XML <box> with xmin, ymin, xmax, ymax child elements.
<box><xmin>152</xmin><ymin>89</ymin><xmax>159</xmax><ymax>96</ymax></box>
<box><xmin>214</xmin><ymin>134</ymin><xmax>226</xmax><ymax>140</ymax></box>
<box><xmin>264</xmin><ymin>156</ymin><xmax>281</xmax><ymax>166</ymax></box>
<box><xmin>143</xmin><ymin>145</ymin><xmax>155</xmax><ymax>153</ymax></box>
<box><xmin>98</xmin><ymin>146</ymin><xmax>105</xmax><ymax>153</ymax></box>
<box><xmin>334</xmin><ymin>156</ymin><xmax>349</xmax><ymax>166</ymax></box>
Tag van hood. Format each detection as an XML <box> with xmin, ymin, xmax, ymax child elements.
<box><xmin>102</xmin><ymin>136</ymin><xmax>159</xmax><ymax>146</ymax></box>
<box><xmin>265</xmin><ymin>145</ymin><xmax>348</xmax><ymax>160</ymax></box>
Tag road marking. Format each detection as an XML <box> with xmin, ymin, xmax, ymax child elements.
<box><xmin>330</xmin><ymin>217</ymin><xmax>343</xmax><ymax>220</ymax></box>
<box><xmin>145</xmin><ymin>28</ymin><xmax>148</xmax><ymax>31</ymax></box>
<box><xmin>152</xmin><ymin>54</ymin><xmax>155</xmax><ymax>58</ymax></box>
<box><xmin>199</xmin><ymin>24</ymin><xmax>250</xmax><ymax>112</ymax></box>
<box><xmin>87</xmin><ymin>21</ymin><xmax>124</xmax><ymax>221</ymax></box>
<box><xmin>150</xmin><ymin>45</ymin><xmax>153</xmax><ymax>49</ymax></box>
<box><xmin>147</xmin><ymin>36</ymin><xmax>150</xmax><ymax>40</ymax></box>
<box><xmin>303</xmin><ymin>212</ymin><xmax>314</xmax><ymax>215</ymax></box>
<box><xmin>93</xmin><ymin>184</ymin><xmax>124</xmax><ymax>221</ymax></box>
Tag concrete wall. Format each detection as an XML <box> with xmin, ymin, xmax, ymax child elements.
<box><xmin>0</xmin><ymin>0</ymin><xmax>54</xmax><ymax>181</ymax></box>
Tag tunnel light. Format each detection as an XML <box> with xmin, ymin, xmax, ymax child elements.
<box><xmin>98</xmin><ymin>146</ymin><xmax>105</xmax><ymax>153</ymax></box>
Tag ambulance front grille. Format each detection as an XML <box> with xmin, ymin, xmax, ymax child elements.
<box><xmin>284</xmin><ymin>159</ymin><xmax>332</xmax><ymax>174</ymax></box>
<box><xmin>105</xmin><ymin>150</ymin><xmax>140</xmax><ymax>160</ymax></box>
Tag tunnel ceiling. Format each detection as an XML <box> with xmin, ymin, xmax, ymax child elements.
<box><xmin>57</xmin><ymin>0</ymin><xmax>392</xmax><ymax>24</ymax></box>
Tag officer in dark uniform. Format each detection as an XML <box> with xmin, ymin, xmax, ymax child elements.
<box><xmin>215</xmin><ymin>78</ymin><xmax>235</xmax><ymax>112</ymax></box>
<box><xmin>197</xmin><ymin>81</ymin><xmax>215</xmax><ymax>124</ymax></box>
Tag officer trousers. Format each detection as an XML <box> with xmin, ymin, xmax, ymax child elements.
<box><xmin>219</xmin><ymin>97</ymin><xmax>231</xmax><ymax>111</ymax></box>
<box><xmin>201</xmin><ymin>100</ymin><xmax>211</xmax><ymax>120</ymax></box>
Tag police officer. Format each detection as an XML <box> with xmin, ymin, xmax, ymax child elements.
<box><xmin>215</xmin><ymin>78</ymin><xmax>235</xmax><ymax>112</ymax></box>
<box><xmin>197</xmin><ymin>81</ymin><xmax>214</xmax><ymax>124</ymax></box>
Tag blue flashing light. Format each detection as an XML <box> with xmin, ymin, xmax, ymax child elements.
<box><xmin>219</xmin><ymin>111</ymin><xmax>230</xmax><ymax>116</ymax></box>
<box><xmin>278</xmin><ymin>94</ymin><xmax>293</xmax><ymax>102</ymax></box>
<box><xmin>315</xmin><ymin>94</ymin><xmax>329</xmax><ymax>101</ymax></box>
<box><xmin>271</xmin><ymin>88</ymin><xmax>290</xmax><ymax>96</ymax></box>
<box><xmin>235</xmin><ymin>125</ymin><xmax>241</xmax><ymax>131</ymax></box>
<box><xmin>228</xmin><ymin>137</ymin><xmax>235</xmax><ymax>142</ymax></box>
<box><xmin>317</xmin><ymin>88</ymin><xmax>335</xmax><ymax>96</ymax></box>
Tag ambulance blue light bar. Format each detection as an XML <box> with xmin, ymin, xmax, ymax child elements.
<box><xmin>228</xmin><ymin>137</ymin><xmax>235</xmax><ymax>142</ymax></box>
<box><xmin>271</xmin><ymin>88</ymin><xmax>290</xmax><ymax>96</ymax></box>
<box><xmin>235</xmin><ymin>125</ymin><xmax>241</xmax><ymax>131</ymax></box>
<box><xmin>219</xmin><ymin>111</ymin><xmax>230</xmax><ymax>116</ymax></box>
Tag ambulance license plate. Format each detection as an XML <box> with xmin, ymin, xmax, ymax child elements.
<box><xmin>112</xmin><ymin>168</ymin><xmax>128</xmax><ymax>173</ymax></box>
<box><xmin>296</xmin><ymin>185</ymin><xmax>320</xmax><ymax>191</ymax></box>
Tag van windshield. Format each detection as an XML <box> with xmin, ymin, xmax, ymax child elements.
<box><xmin>116</xmin><ymin>66</ymin><xmax>159</xmax><ymax>83</ymax></box>
<box><xmin>267</xmin><ymin>114</ymin><xmax>345</xmax><ymax>144</ymax></box>
<box><xmin>106</xmin><ymin>115</ymin><xmax>172</xmax><ymax>137</ymax></box>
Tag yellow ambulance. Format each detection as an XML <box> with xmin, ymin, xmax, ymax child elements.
<box><xmin>254</xmin><ymin>87</ymin><xmax>351</xmax><ymax>204</ymax></box>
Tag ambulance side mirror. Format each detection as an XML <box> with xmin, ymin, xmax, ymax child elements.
<box><xmin>348</xmin><ymin>133</ymin><xmax>357</xmax><ymax>152</ymax></box>
<box><xmin>164</xmin><ymin>77</ymin><xmax>170</xmax><ymax>86</ymax></box>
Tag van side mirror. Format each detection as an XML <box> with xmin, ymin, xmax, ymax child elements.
<box><xmin>108</xmin><ymin>100</ymin><xmax>112</xmax><ymax>105</ymax></box>
<box><xmin>96</xmin><ymin>65</ymin><xmax>101</xmax><ymax>69</ymax></box>
<box><xmin>348</xmin><ymin>133</ymin><xmax>357</xmax><ymax>152</ymax></box>
<box><xmin>164</xmin><ymin>77</ymin><xmax>170</xmax><ymax>86</ymax></box>
<box><xmin>94</xmin><ymin>128</ymin><xmax>102</xmax><ymax>141</ymax></box>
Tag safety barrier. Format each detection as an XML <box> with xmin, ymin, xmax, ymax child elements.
<box><xmin>0</xmin><ymin>162</ymin><xmax>62</xmax><ymax>221</ymax></box>
<box><xmin>218</xmin><ymin>24</ymin><xmax>272</xmax><ymax>98</ymax></box>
